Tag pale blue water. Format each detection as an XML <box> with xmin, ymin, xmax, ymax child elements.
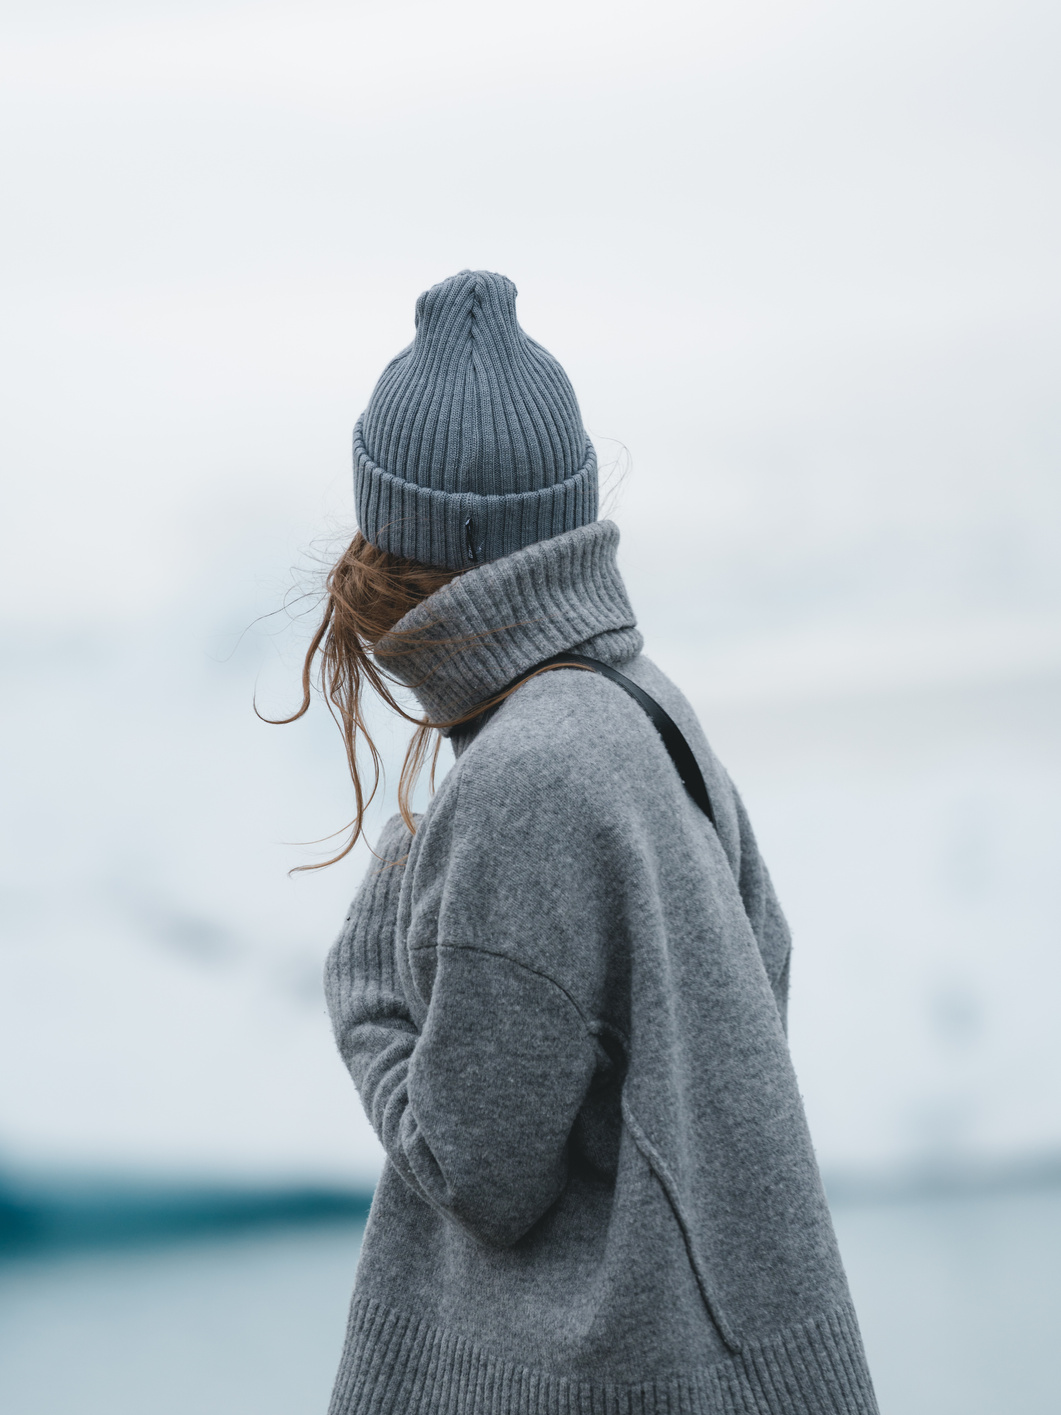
<box><xmin>837</xmin><ymin>1188</ymin><xmax>1061</xmax><ymax>1414</ymax></box>
<box><xmin>1</xmin><ymin>1189</ymin><xmax>1059</xmax><ymax>1414</ymax></box>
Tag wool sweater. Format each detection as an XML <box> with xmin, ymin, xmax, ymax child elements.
<box><xmin>324</xmin><ymin>520</ymin><xmax>878</xmax><ymax>1415</ymax></box>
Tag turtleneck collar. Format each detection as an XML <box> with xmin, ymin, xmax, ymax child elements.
<box><xmin>373</xmin><ymin>520</ymin><xmax>643</xmax><ymax>727</ymax></box>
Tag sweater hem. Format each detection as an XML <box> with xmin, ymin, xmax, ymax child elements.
<box><xmin>328</xmin><ymin>1295</ymin><xmax>879</xmax><ymax>1415</ymax></box>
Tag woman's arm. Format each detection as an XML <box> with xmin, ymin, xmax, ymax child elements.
<box><xmin>325</xmin><ymin>810</ymin><xmax>598</xmax><ymax>1248</ymax></box>
<box><xmin>325</xmin><ymin>813</ymin><xmax>419</xmax><ymax>1142</ymax></box>
<box><xmin>398</xmin><ymin>944</ymin><xmax>596</xmax><ymax>1245</ymax></box>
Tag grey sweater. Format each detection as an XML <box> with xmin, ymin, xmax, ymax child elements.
<box><xmin>324</xmin><ymin>521</ymin><xmax>878</xmax><ymax>1415</ymax></box>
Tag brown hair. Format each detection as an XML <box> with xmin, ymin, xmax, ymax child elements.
<box><xmin>261</xmin><ymin>532</ymin><xmax>465</xmax><ymax>869</ymax></box>
<box><xmin>266</xmin><ymin>531</ymin><xmax>594</xmax><ymax>870</ymax></box>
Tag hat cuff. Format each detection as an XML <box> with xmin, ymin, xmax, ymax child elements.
<box><xmin>353</xmin><ymin>421</ymin><xmax>598</xmax><ymax>570</ymax></box>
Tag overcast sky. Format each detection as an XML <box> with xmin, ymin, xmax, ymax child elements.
<box><xmin>2</xmin><ymin>0</ymin><xmax>1058</xmax><ymax>673</ymax></box>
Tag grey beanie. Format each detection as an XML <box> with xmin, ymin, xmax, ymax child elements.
<box><xmin>354</xmin><ymin>270</ymin><xmax>598</xmax><ymax>570</ymax></box>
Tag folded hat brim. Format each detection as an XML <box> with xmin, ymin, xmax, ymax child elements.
<box><xmin>354</xmin><ymin>419</ymin><xmax>598</xmax><ymax>571</ymax></box>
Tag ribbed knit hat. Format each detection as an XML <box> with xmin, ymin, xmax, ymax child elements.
<box><xmin>354</xmin><ymin>270</ymin><xmax>597</xmax><ymax>570</ymax></box>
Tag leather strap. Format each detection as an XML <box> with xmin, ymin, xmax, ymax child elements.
<box><xmin>502</xmin><ymin>653</ymin><xmax>717</xmax><ymax>827</ymax></box>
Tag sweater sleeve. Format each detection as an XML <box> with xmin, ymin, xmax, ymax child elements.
<box><xmin>325</xmin><ymin>813</ymin><xmax>419</xmax><ymax>1137</ymax></box>
<box><xmin>731</xmin><ymin>787</ymin><xmax>793</xmax><ymax>1031</ymax></box>
<box><xmin>399</xmin><ymin>944</ymin><xmax>597</xmax><ymax>1245</ymax></box>
<box><xmin>325</xmin><ymin>808</ymin><xmax>599</xmax><ymax>1249</ymax></box>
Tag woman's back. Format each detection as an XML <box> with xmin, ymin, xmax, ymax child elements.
<box><xmin>325</xmin><ymin>521</ymin><xmax>875</xmax><ymax>1414</ymax></box>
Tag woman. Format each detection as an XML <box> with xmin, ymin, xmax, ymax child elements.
<box><xmin>290</xmin><ymin>271</ymin><xmax>878</xmax><ymax>1414</ymax></box>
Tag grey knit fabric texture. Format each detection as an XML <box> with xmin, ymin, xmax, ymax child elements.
<box><xmin>325</xmin><ymin>521</ymin><xmax>878</xmax><ymax>1415</ymax></box>
<box><xmin>373</xmin><ymin>519</ymin><xmax>641</xmax><ymax>726</ymax></box>
<box><xmin>354</xmin><ymin>270</ymin><xmax>597</xmax><ymax>570</ymax></box>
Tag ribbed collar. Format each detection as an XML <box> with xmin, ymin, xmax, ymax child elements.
<box><xmin>373</xmin><ymin>520</ymin><xmax>643</xmax><ymax>727</ymax></box>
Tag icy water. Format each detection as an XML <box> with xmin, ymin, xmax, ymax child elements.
<box><xmin>1</xmin><ymin>1189</ymin><xmax>1059</xmax><ymax>1415</ymax></box>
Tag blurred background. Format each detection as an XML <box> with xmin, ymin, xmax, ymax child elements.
<box><xmin>1</xmin><ymin>0</ymin><xmax>1059</xmax><ymax>1411</ymax></box>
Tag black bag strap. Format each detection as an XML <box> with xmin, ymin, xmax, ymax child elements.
<box><xmin>501</xmin><ymin>653</ymin><xmax>717</xmax><ymax>828</ymax></box>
